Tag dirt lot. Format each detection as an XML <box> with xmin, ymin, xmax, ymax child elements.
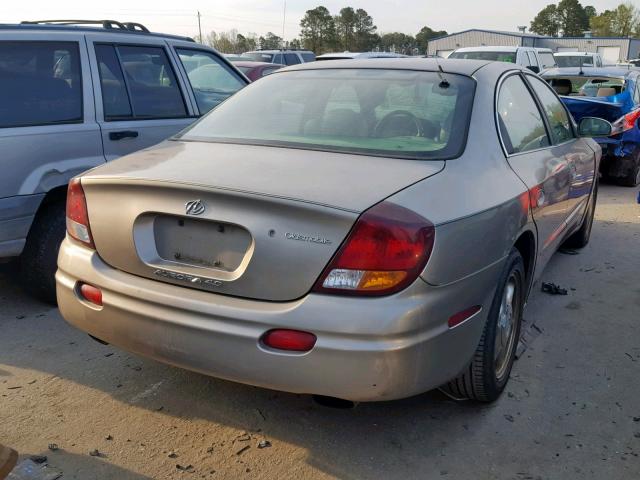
<box><xmin>1</xmin><ymin>184</ymin><xmax>639</xmax><ymax>480</ymax></box>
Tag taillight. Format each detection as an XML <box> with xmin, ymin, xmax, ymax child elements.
<box><xmin>79</xmin><ymin>283</ymin><xmax>103</xmax><ymax>306</ymax></box>
<box><xmin>66</xmin><ymin>178</ymin><xmax>94</xmax><ymax>248</ymax></box>
<box><xmin>312</xmin><ymin>202</ymin><xmax>435</xmax><ymax>296</ymax></box>
<box><xmin>611</xmin><ymin>109</ymin><xmax>640</xmax><ymax>135</ymax></box>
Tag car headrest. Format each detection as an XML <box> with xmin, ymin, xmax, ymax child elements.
<box><xmin>552</xmin><ymin>79</ymin><xmax>572</xmax><ymax>96</ymax></box>
<box><xmin>597</xmin><ymin>87</ymin><xmax>616</xmax><ymax>97</ymax></box>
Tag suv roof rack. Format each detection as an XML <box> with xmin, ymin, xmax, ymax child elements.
<box><xmin>21</xmin><ymin>19</ymin><xmax>149</xmax><ymax>32</ymax></box>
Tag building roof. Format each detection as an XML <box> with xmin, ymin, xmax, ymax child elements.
<box><xmin>429</xmin><ymin>28</ymin><xmax>640</xmax><ymax>43</ymax></box>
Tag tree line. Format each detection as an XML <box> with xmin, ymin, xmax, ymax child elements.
<box><xmin>530</xmin><ymin>0</ymin><xmax>640</xmax><ymax>37</ymax></box>
<box><xmin>203</xmin><ymin>6</ymin><xmax>446</xmax><ymax>55</ymax></box>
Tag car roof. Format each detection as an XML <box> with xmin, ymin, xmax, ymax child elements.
<box><xmin>316</xmin><ymin>52</ymin><xmax>408</xmax><ymax>59</ymax></box>
<box><xmin>245</xmin><ymin>50</ymin><xmax>312</xmax><ymax>54</ymax></box>
<box><xmin>454</xmin><ymin>46</ymin><xmax>519</xmax><ymax>53</ymax></box>
<box><xmin>542</xmin><ymin>67</ymin><xmax>639</xmax><ymax>79</ymax></box>
<box><xmin>0</xmin><ymin>22</ymin><xmax>194</xmax><ymax>42</ymax></box>
<box><xmin>281</xmin><ymin>57</ymin><xmax>519</xmax><ymax>76</ymax></box>
<box><xmin>554</xmin><ymin>51</ymin><xmax>598</xmax><ymax>56</ymax></box>
<box><xmin>232</xmin><ymin>61</ymin><xmax>284</xmax><ymax>68</ymax></box>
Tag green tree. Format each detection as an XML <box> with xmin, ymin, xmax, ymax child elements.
<box><xmin>259</xmin><ymin>32</ymin><xmax>283</xmax><ymax>50</ymax></box>
<box><xmin>335</xmin><ymin>7</ymin><xmax>357</xmax><ymax>50</ymax></box>
<box><xmin>379</xmin><ymin>32</ymin><xmax>416</xmax><ymax>54</ymax></box>
<box><xmin>236</xmin><ymin>33</ymin><xmax>257</xmax><ymax>53</ymax></box>
<box><xmin>530</xmin><ymin>4</ymin><xmax>561</xmax><ymax>36</ymax></box>
<box><xmin>299</xmin><ymin>6</ymin><xmax>336</xmax><ymax>54</ymax></box>
<box><xmin>590</xmin><ymin>3</ymin><xmax>640</xmax><ymax>37</ymax></box>
<box><xmin>590</xmin><ymin>9</ymin><xmax>614</xmax><ymax>36</ymax></box>
<box><xmin>610</xmin><ymin>3</ymin><xmax>640</xmax><ymax>36</ymax></box>
<box><xmin>415</xmin><ymin>26</ymin><xmax>448</xmax><ymax>54</ymax></box>
<box><xmin>557</xmin><ymin>0</ymin><xmax>590</xmax><ymax>36</ymax></box>
<box><xmin>584</xmin><ymin>5</ymin><xmax>597</xmax><ymax>19</ymax></box>
<box><xmin>353</xmin><ymin>8</ymin><xmax>377</xmax><ymax>51</ymax></box>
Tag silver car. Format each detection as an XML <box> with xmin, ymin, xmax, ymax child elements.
<box><xmin>56</xmin><ymin>59</ymin><xmax>609</xmax><ymax>403</ymax></box>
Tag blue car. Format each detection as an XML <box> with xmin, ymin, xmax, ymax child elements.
<box><xmin>543</xmin><ymin>67</ymin><xmax>640</xmax><ymax>186</ymax></box>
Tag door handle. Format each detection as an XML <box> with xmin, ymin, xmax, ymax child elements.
<box><xmin>109</xmin><ymin>130</ymin><xmax>139</xmax><ymax>141</ymax></box>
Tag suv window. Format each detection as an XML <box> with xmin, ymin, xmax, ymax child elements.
<box><xmin>301</xmin><ymin>52</ymin><xmax>316</xmax><ymax>62</ymax></box>
<box><xmin>527</xmin><ymin>52</ymin><xmax>539</xmax><ymax>67</ymax></box>
<box><xmin>95</xmin><ymin>44</ymin><xmax>187</xmax><ymax>120</ymax></box>
<box><xmin>176</xmin><ymin>49</ymin><xmax>245</xmax><ymax>114</ymax></box>
<box><xmin>497</xmin><ymin>75</ymin><xmax>550</xmax><ymax>154</ymax></box>
<box><xmin>527</xmin><ymin>75</ymin><xmax>574</xmax><ymax>144</ymax></box>
<box><xmin>284</xmin><ymin>53</ymin><xmax>301</xmax><ymax>65</ymax></box>
<box><xmin>538</xmin><ymin>52</ymin><xmax>556</xmax><ymax>69</ymax></box>
<box><xmin>0</xmin><ymin>41</ymin><xmax>82</xmax><ymax>128</ymax></box>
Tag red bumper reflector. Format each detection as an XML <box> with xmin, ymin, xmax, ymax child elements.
<box><xmin>448</xmin><ymin>306</ymin><xmax>481</xmax><ymax>328</ymax></box>
<box><xmin>262</xmin><ymin>329</ymin><xmax>316</xmax><ymax>352</ymax></box>
<box><xmin>79</xmin><ymin>283</ymin><xmax>103</xmax><ymax>306</ymax></box>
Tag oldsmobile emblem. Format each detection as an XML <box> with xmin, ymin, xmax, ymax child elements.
<box><xmin>185</xmin><ymin>199</ymin><xmax>205</xmax><ymax>216</ymax></box>
<box><xmin>285</xmin><ymin>232</ymin><xmax>332</xmax><ymax>245</ymax></box>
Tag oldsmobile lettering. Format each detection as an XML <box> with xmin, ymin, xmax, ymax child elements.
<box><xmin>285</xmin><ymin>232</ymin><xmax>332</xmax><ymax>245</ymax></box>
<box><xmin>154</xmin><ymin>269</ymin><xmax>223</xmax><ymax>288</ymax></box>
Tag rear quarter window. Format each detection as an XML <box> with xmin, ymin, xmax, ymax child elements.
<box><xmin>0</xmin><ymin>41</ymin><xmax>83</xmax><ymax>128</ymax></box>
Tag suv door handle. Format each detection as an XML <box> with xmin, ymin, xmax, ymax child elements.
<box><xmin>109</xmin><ymin>130</ymin><xmax>139</xmax><ymax>141</ymax></box>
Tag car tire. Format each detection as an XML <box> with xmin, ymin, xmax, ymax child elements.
<box><xmin>19</xmin><ymin>201</ymin><xmax>66</xmax><ymax>305</ymax></box>
<box><xmin>617</xmin><ymin>152</ymin><xmax>640</xmax><ymax>187</ymax></box>
<box><xmin>562</xmin><ymin>181</ymin><xmax>598</xmax><ymax>249</ymax></box>
<box><xmin>443</xmin><ymin>248</ymin><xmax>525</xmax><ymax>402</ymax></box>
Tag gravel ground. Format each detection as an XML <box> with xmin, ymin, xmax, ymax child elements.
<box><xmin>1</xmin><ymin>184</ymin><xmax>639</xmax><ymax>480</ymax></box>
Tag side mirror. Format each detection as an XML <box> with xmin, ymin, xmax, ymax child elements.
<box><xmin>527</xmin><ymin>65</ymin><xmax>540</xmax><ymax>74</ymax></box>
<box><xmin>578</xmin><ymin>117</ymin><xmax>612</xmax><ymax>137</ymax></box>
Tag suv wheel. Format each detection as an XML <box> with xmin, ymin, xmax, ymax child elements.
<box><xmin>442</xmin><ymin>248</ymin><xmax>525</xmax><ymax>402</ymax></box>
<box><xmin>19</xmin><ymin>201</ymin><xmax>66</xmax><ymax>304</ymax></box>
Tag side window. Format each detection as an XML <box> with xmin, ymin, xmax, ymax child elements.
<box><xmin>95</xmin><ymin>44</ymin><xmax>187</xmax><ymax>120</ymax></box>
<box><xmin>95</xmin><ymin>45</ymin><xmax>132</xmax><ymax>119</ymax></box>
<box><xmin>0</xmin><ymin>41</ymin><xmax>82</xmax><ymax>128</ymax></box>
<box><xmin>284</xmin><ymin>53</ymin><xmax>301</xmax><ymax>65</ymax></box>
<box><xmin>527</xmin><ymin>52</ymin><xmax>539</xmax><ymax>68</ymax></box>
<box><xmin>634</xmin><ymin>82</ymin><xmax>640</xmax><ymax>105</ymax></box>
<box><xmin>527</xmin><ymin>75</ymin><xmax>575</xmax><ymax>144</ymax></box>
<box><xmin>497</xmin><ymin>75</ymin><xmax>550</xmax><ymax>154</ymax></box>
<box><xmin>272</xmin><ymin>53</ymin><xmax>284</xmax><ymax>64</ymax></box>
<box><xmin>176</xmin><ymin>49</ymin><xmax>246</xmax><ymax>115</ymax></box>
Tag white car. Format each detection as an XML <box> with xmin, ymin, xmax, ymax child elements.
<box><xmin>316</xmin><ymin>52</ymin><xmax>408</xmax><ymax>61</ymax></box>
<box><xmin>449</xmin><ymin>46</ymin><xmax>557</xmax><ymax>73</ymax></box>
<box><xmin>554</xmin><ymin>51</ymin><xmax>605</xmax><ymax>68</ymax></box>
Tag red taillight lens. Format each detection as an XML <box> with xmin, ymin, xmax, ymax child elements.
<box><xmin>312</xmin><ymin>202</ymin><xmax>435</xmax><ymax>296</ymax></box>
<box><xmin>66</xmin><ymin>178</ymin><xmax>94</xmax><ymax>248</ymax></box>
<box><xmin>262</xmin><ymin>329</ymin><xmax>317</xmax><ymax>352</ymax></box>
<box><xmin>79</xmin><ymin>283</ymin><xmax>103</xmax><ymax>306</ymax></box>
<box><xmin>611</xmin><ymin>109</ymin><xmax>640</xmax><ymax>135</ymax></box>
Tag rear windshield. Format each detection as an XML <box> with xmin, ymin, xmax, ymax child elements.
<box><xmin>546</xmin><ymin>76</ymin><xmax>626</xmax><ymax>97</ymax></box>
<box><xmin>243</xmin><ymin>52</ymin><xmax>274</xmax><ymax>62</ymax></box>
<box><xmin>179</xmin><ymin>68</ymin><xmax>475</xmax><ymax>160</ymax></box>
<box><xmin>449</xmin><ymin>51</ymin><xmax>516</xmax><ymax>63</ymax></box>
<box><xmin>556</xmin><ymin>56</ymin><xmax>595</xmax><ymax>68</ymax></box>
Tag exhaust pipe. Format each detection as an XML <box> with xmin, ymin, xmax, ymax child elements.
<box><xmin>312</xmin><ymin>395</ymin><xmax>356</xmax><ymax>409</ymax></box>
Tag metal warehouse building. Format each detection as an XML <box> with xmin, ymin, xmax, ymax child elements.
<box><xmin>427</xmin><ymin>29</ymin><xmax>640</xmax><ymax>64</ymax></box>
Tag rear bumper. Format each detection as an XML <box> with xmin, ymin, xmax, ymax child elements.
<box><xmin>56</xmin><ymin>237</ymin><xmax>503</xmax><ymax>401</ymax></box>
<box><xmin>0</xmin><ymin>194</ymin><xmax>44</xmax><ymax>258</ymax></box>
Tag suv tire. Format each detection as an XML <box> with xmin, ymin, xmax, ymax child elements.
<box><xmin>19</xmin><ymin>201</ymin><xmax>66</xmax><ymax>304</ymax></box>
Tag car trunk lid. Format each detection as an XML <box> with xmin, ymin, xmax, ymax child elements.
<box><xmin>81</xmin><ymin>141</ymin><xmax>444</xmax><ymax>301</ymax></box>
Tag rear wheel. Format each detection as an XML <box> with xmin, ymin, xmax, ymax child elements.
<box><xmin>443</xmin><ymin>249</ymin><xmax>525</xmax><ymax>402</ymax></box>
<box><xmin>19</xmin><ymin>201</ymin><xmax>66</xmax><ymax>305</ymax></box>
<box><xmin>562</xmin><ymin>181</ymin><xmax>597</xmax><ymax>249</ymax></box>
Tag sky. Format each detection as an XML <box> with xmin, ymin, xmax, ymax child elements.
<box><xmin>3</xmin><ymin>0</ymin><xmax>627</xmax><ymax>40</ymax></box>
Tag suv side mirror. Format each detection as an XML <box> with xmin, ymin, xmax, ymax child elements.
<box><xmin>578</xmin><ymin>117</ymin><xmax>612</xmax><ymax>137</ymax></box>
<box><xmin>527</xmin><ymin>65</ymin><xmax>540</xmax><ymax>74</ymax></box>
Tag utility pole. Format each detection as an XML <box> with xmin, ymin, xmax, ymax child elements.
<box><xmin>197</xmin><ymin>11</ymin><xmax>203</xmax><ymax>44</ymax></box>
<box><xmin>281</xmin><ymin>1</ymin><xmax>286</xmax><ymax>49</ymax></box>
